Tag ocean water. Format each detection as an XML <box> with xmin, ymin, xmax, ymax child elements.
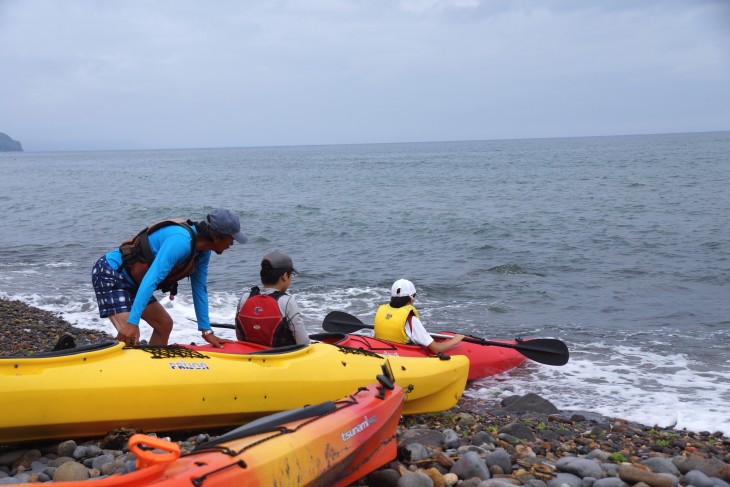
<box><xmin>1</xmin><ymin>131</ymin><xmax>729</xmax><ymax>435</ymax></box>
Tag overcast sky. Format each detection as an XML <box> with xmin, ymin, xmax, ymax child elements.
<box><xmin>1</xmin><ymin>0</ymin><xmax>729</xmax><ymax>151</ymax></box>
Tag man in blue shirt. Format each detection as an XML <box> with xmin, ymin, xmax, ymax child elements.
<box><xmin>92</xmin><ymin>209</ymin><xmax>247</xmax><ymax>347</ymax></box>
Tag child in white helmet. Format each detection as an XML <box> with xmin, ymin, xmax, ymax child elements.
<box><xmin>373</xmin><ymin>279</ymin><xmax>464</xmax><ymax>353</ymax></box>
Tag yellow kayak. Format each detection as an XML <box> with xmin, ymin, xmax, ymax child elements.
<box><xmin>0</xmin><ymin>340</ymin><xmax>468</xmax><ymax>444</ymax></box>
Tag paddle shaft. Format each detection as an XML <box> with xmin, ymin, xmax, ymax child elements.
<box><xmin>322</xmin><ymin>311</ymin><xmax>569</xmax><ymax>366</ymax></box>
<box><xmin>188</xmin><ymin>318</ymin><xmax>236</xmax><ymax>330</ymax></box>
<box><xmin>211</xmin><ymin>322</ymin><xmax>236</xmax><ymax>330</ymax></box>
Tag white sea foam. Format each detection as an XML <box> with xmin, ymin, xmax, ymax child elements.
<box><xmin>466</xmin><ymin>342</ymin><xmax>730</xmax><ymax>436</ymax></box>
<box><xmin>0</xmin><ymin>261</ymin><xmax>73</xmax><ymax>268</ymax></box>
<box><xmin>3</xmin><ymin>289</ymin><xmax>351</xmax><ymax>345</ymax></box>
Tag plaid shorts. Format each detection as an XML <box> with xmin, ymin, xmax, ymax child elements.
<box><xmin>91</xmin><ymin>256</ymin><xmax>156</xmax><ymax>318</ymax></box>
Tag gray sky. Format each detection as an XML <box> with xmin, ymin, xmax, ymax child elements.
<box><xmin>1</xmin><ymin>0</ymin><xmax>729</xmax><ymax>151</ymax></box>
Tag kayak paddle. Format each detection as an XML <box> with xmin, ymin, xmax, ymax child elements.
<box><xmin>322</xmin><ymin>311</ymin><xmax>569</xmax><ymax>366</ymax></box>
<box><xmin>188</xmin><ymin>318</ymin><xmax>236</xmax><ymax>330</ymax></box>
<box><xmin>211</xmin><ymin>322</ymin><xmax>236</xmax><ymax>330</ymax></box>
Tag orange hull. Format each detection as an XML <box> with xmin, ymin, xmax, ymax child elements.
<box><xmin>51</xmin><ymin>378</ymin><xmax>403</xmax><ymax>487</ymax></box>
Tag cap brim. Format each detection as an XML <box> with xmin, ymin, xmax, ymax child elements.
<box><xmin>291</xmin><ymin>267</ymin><xmax>299</xmax><ymax>275</ymax></box>
<box><xmin>232</xmin><ymin>231</ymin><xmax>248</xmax><ymax>244</ymax></box>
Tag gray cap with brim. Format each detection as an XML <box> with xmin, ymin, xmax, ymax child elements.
<box><xmin>206</xmin><ymin>208</ymin><xmax>248</xmax><ymax>244</ymax></box>
<box><xmin>262</xmin><ymin>251</ymin><xmax>298</xmax><ymax>275</ymax></box>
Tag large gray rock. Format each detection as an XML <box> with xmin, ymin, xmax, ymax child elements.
<box><xmin>72</xmin><ymin>446</ymin><xmax>87</xmax><ymax>459</ymax></box>
<box><xmin>641</xmin><ymin>458</ymin><xmax>680</xmax><ymax>476</ymax></box>
<box><xmin>405</xmin><ymin>443</ymin><xmax>430</xmax><ymax>462</ymax></box>
<box><xmin>0</xmin><ymin>451</ymin><xmax>25</xmax><ymax>468</ymax></box>
<box><xmin>451</xmin><ymin>451</ymin><xmax>490</xmax><ymax>480</ymax></box>
<box><xmin>592</xmin><ymin>478</ymin><xmax>631</xmax><ymax>487</ymax></box>
<box><xmin>586</xmin><ymin>450</ymin><xmax>610</xmax><ymax>462</ymax></box>
<box><xmin>442</xmin><ymin>429</ymin><xmax>461</xmax><ymax>449</ymax></box>
<box><xmin>472</xmin><ymin>431</ymin><xmax>494</xmax><ymax>446</ymax></box>
<box><xmin>455</xmin><ymin>412</ymin><xmax>478</xmax><ymax>427</ymax></box>
<box><xmin>485</xmin><ymin>449</ymin><xmax>512</xmax><ymax>474</ymax></box>
<box><xmin>683</xmin><ymin>469</ymin><xmax>728</xmax><ymax>487</ymax></box>
<box><xmin>398</xmin><ymin>471</ymin><xmax>434</xmax><ymax>487</ymax></box>
<box><xmin>672</xmin><ymin>457</ymin><xmax>730</xmax><ymax>482</ymax></box>
<box><xmin>498</xmin><ymin>422</ymin><xmax>536</xmax><ymax>442</ymax></box>
<box><xmin>399</xmin><ymin>428</ymin><xmax>443</xmax><ymax>448</ymax></box>
<box><xmin>49</xmin><ymin>457</ymin><xmax>75</xmax><ymax>468</ymax></box>
<box><xmin>502</xmin><ymin>393</ymin><xmax>559</xmax><ymax>414</ymax></box>
<box><xmin>91</xmin><ymin>454</ymin><xmax>115</xmax><ymax>471</ymax></box>
<box><xmin>53</xmin><ymin>462</ymin><xmax>89</xmax><ymax>482</ymax></box>
<box><xmin>556</xmin><ymin>457</ymin><xmax>604</xmax><ymax>479</ymax></box>
<box><xmin>368</xmin><ymin>468</ymin><xmax>400</xmax><ymax>487</ymax></box>
<box><xmin>547</xmin><ymin>472</ymin><xmax>583</xmax><ymax>487</ymax></box>
<box><xmin>57</xmin><ymin>441</ymin><xmax>78</xmax><ymax>458</ymax></box>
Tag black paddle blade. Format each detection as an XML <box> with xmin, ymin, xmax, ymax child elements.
<box><xmin>322</xmin><ymin>311</ymin><xmax>372</xmax><ymax>333</ymax></box>
<box><xmin>467</xmin><ymin>337</ymin><xmax>570</xmax><ymax>366</ymax></box>
<box><xmin>52</xmin><ymin>333</ymin><xmax>76</xmax><ymax>351</ymax></box>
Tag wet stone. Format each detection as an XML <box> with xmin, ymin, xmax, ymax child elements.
<box><xmin>485</xmin><ymin>449</ymin><xmax>513</xmax><ymax>474</ymax></box>
<box><xmin>451</xmin><ymin>451</ymin><xmax>490</xmax><ymax>481</ymax></box>
<box><xmin>442</xmin><ymin>429</ymin><xmax>460</xmax><ymax>449</ymax></box>
<box><xmin>398</xmin><ymin>471</ymin><xmax>434</xmax><ymax>487</ymax></box>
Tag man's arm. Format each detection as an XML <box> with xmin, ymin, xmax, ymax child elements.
<box><xmin>190</xmin><ymin>251</ymin><xmax>211</xmax><ymax>330</ymax></box>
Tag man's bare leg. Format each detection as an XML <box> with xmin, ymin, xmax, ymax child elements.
<box><xmin>141</xmin><ymin>301</ymin><xmax>174</xmax><ymax>346</ymax></box>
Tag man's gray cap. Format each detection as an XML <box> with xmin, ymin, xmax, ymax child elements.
<box><xmin>206</xmin><ymin>209</ymin><xmax>247</xmax><ymax>244</ymax></box>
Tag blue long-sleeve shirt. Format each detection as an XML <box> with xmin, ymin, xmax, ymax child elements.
<box><xmin>105</xmin><ymin>224</ymin><xmax>212</xmax><ymax>331</ymax></box>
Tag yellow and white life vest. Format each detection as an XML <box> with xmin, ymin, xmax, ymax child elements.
<box><xmin>374</xmin><ymin>304</ymin><xmax>420</xmax><ymax>344</ymax></box>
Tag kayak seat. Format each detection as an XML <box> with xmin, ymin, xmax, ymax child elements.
<box><xmin>194</xmin><ymin>400</ymin><xmax>338</xmax><ymax>449</ymax></box>
<box><xmin>308</xmin><ymin>332</ymin><xmax>347</xmax><ymax>343</ymax></box>
<box><xmin>31</xmin><ymin>340</ymin><xmax>118</xmax><ymax>358</ymax></box>
<box><xmin>245</xmin><ymin>344</ymin><xmax>308</xmax><ymax>355</ymax></box>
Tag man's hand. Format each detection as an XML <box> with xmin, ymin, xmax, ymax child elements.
<box><xmin>202</xmin><ymin>331</ymin><xmax>235</xmax><ymax>348</ymax></box>
<box><xmin>116</xmin><ymin>322</ymin><xmax>140</xmax><ymax>347</ymax></box>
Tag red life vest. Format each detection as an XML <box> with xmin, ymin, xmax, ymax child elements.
<box><xmin>235</xmin><ymin>286</ymin><xmax>295</xmax><ymax>347</ymax></box>
<box><xmin>119</xmin><ymin>219</ymin><xmax>198</xmax><ymax>297</ymax></box>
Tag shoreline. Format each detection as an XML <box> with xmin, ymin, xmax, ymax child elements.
<box><xmin>1</xmin><ymin>298</ymin><xmax>728</xmax><ymax>485</ymax></box>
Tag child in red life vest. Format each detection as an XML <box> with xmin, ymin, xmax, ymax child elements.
<box><xmin>235</xmin><ymin>252</ymin><xmax>311</xmax><ymax>347</ymax></box>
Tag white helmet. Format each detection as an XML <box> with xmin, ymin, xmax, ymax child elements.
<box><xmin>391</xmin><ymin>279</ymin><xmax>417</xmax><ymax>298</ymax></box>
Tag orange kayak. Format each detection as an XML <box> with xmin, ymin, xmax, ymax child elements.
<box><xmin>47</xmin><ymin>372</ymin><xmax>403</xmax><ymax>487</ymax></box>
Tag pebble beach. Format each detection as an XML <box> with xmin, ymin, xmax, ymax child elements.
<box><xmin>1</xmin><ymin>298</ymin><xmax>728</xmax><ymax>486</ymax></box>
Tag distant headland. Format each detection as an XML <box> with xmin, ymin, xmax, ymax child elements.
<box><xmin>0</xmin><ymin>132</ymin><xmax>23</xmax><ymax>151</ymax></box>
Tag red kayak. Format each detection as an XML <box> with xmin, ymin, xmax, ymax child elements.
<box><xmin>186</xmin><ymin>311</ymin><xmax>567</xmax><ymax>382</ymax></box>
<box><xmin>47</xmin><ymin>372</ymin><xmax>403</xmax><ymax>487</ymax></box>
<box><xmin>187</xmin><ymin>333</ymin><xmax>526</xmax><ymax>381</ymax></box>
<box><xmin>316</xmin><ymin>311</ymin><xmax>569</xmax><ymax>377</ymax></box>
<box><xmin>310</xmin><ymin>332</ymin><xmax>527</xmax><ymax>381</ymax></box>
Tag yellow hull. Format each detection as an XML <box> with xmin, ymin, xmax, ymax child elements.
<box><xmin>0</xmin><ymin>341</ymin><xmax>468</xmax><ymax>444</ymax></box>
